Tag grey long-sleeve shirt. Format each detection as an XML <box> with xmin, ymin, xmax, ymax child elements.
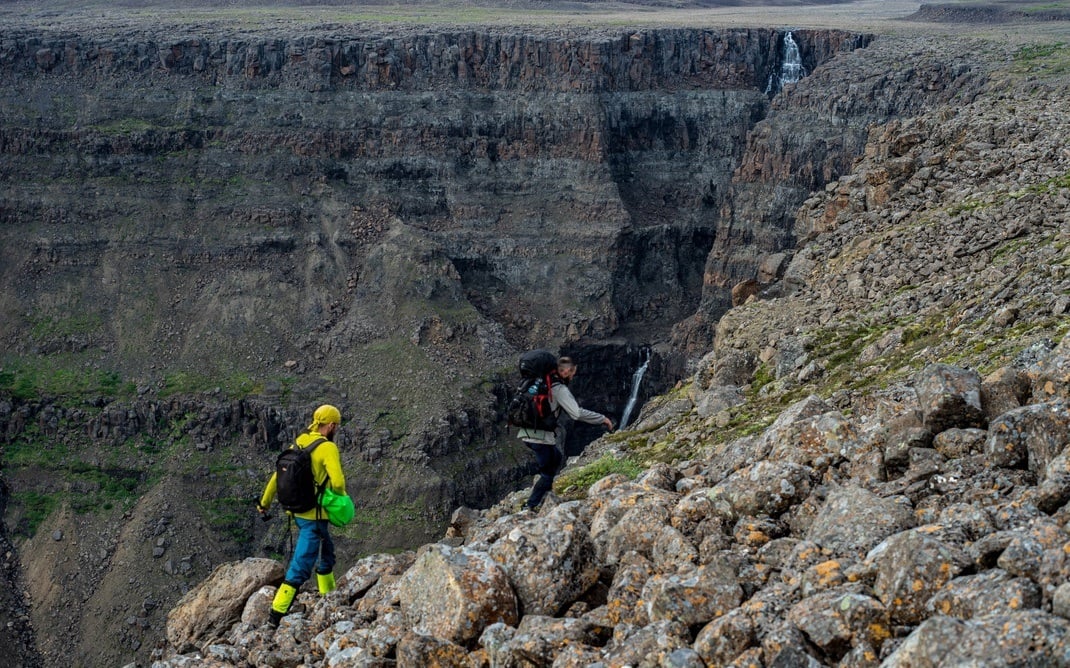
<box><xmin>517</xmin><ymin>382</ymin><xmax>606</xmax><ymax>445</ymax></box>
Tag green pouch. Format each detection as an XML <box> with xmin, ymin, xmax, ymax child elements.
<box><xmin>320</xmin><ymin>487</ymin><xmax>355</xmax><ymax>527</ymax></box>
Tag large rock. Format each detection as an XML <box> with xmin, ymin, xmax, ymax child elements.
<box><xmin>595</xmin><ymin>495</ymin><xmax>675</xmax><ymax>566</ymax></box>
<box><xmin>926</xmin><ymin>569</ymin><xmax>1041</xmax><ymax>619</ymax></box>
<box><xmin>870</xmin><ymin>527</ymin><xmax>973</xmax><ymax>624</ymax></box>
<box><xmin>806</xmin><ymin>486</ymin><xmax>915</xmax><ymax>557</ymax></box>
<box><xmin>767</xmin><ymin>411</ymin><xmax>860</xmax><ymax>470</ymax></box>
<box><xmin>396</xmin><ymin>631</ymin><xmax>470</xmax><ymax>667</ymax></box>
<box><xmin>914</xmin><ymin>364</ymin><xmax>986</xmax><ymax>433</ymax></box>
<box><xmin>693</xmin><ymin>607</ymin><xmax>755</xmax><ymax>667</ymax></box>
<box><xmin>604</xmin><ymin>551</ymin><xmax>656</xmax><ymax>626</ymax></box>
<box><xmin>488</xmin><ymin>502</ymin><xmax>601</xmax><ymax>616</ymax></box>
<box><xmin>642</xmin><ymin>560</ymin><xmax>743</xmax><ymax>626</ymax></box>
<box><xmin>984</xmin><ymin>402</ymin><xmax>1070</xmax><ymax>472</ymax></box>
<box><xmin>1030</xmin><ymin>332</ymin><xmax>1070</xmax><ymax>402</ymax></box>
<box><xmin>882</xmin><ymin>610</ymin><xmax>1070</xmax><ymax>666</ymax></box>
<box><xmin>340</xmin><ymin>552</ymin><xmax>415</xmax><ymax>602</ymax></box>
<box><xmin>165</xmin><ymin>557</ymin><xmax>285</xmax><ymax>653</ymax></box>
<box><xmin>481</xmin><ymin>615</ymin><xmax>607</xmax><ymax>668</ymax></box>
<box><xmin>587</xmin><ymin>482</ymin><xmax>676</xmax><ymax>543</ymax></box>
<box><xmin>397</xmin><ymin>544</ymin><xmax>518</xmax><ymax>644</ymax></box>
<box><xmin>785</xmin><ymin>585</ymin><xmax>890</xmax><ymax>658</ymax></box>
<box><xmin>600</xmin><ymin>619</ymin><xmax>692</xmax><ymax>668</ymax></box>
<box><xmin>752</xmin><ymin>395</ymin><xmax>835</xmax><ymax>457</ymax></box>
<box><xmin>709</xmin><ymin>460</ymin><xmax>814</xmax><ymax>520</ymax></box>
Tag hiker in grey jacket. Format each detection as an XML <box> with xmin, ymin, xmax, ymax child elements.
<box><xmin>518</xmin><ymin>356</ymin><xmax>613</xmax><ymax>510</ymax></box>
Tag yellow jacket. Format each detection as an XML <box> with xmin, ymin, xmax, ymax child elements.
<box><xmin>259</xmin><ymin>431</ymin><xmax>346</xmax><ymax>520</ymax></box>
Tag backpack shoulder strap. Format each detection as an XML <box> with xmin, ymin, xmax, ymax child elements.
<box><xmin>303</xmin><ymin>437</ymin><xmax>331</xmax><ymax>501</ymax></box>
<box><xmin>295</xmin><ymin>437</ymin><xmax>328</xmax><ymax>452</ymax></box>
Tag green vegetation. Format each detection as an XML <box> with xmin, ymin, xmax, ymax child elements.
<box><xmin>1009</xmin><ymin>41</ymin><xmax>1070</xmax><ymax>77</ymax></box>
<box><xmin>0</xmin><ymin>357</ymin><xmax>135</xmax><ymax>402</ymax></box>
<box><xmin>555</xmin><ymin>453</ymin><xmax>643</xmax><ymax>500</ymax></box>
<box><xmin>161</xmin><ymin>371</ymin><xmax>258</xmax><ymax>398</ymax></box>
<box><xmin>29</xmin><ymin>313</ymin><xmax>102</xmax><ymax>340</ymax></box>
<box><xmin>200</xmin><ymin>496</ymin><xmax>255</xmax><ymax>544</ymax></box>
<box><xmin>343</xmin><ymin>501</ymin><xmax>427</xmax><ymax>543</ymax></box>
<box><xmin>10</xmin><ymin>491</ymin><xmax>60</xmax><ymax>539</ymax></box>
<box><xmin>4</xmin><ymin>421</ymin><xmax>158</xmax><ymax>537</ymax></box>
<box><xmin>748</xmin><ymin>363</ymin><xmax>775</xmax><ymax>397</ymax></box>
<box><xmin>66</xmin><ymin>463</ymin><xmax>142</xmax><ymax>513</ymax></box>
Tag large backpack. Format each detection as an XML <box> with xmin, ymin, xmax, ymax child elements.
<box><xmin>275</xmin><ymin>437</ymin><xmax>327</xmax><ymax>513</ymax></box>
<box><xmin>507</xmin><ymin>350</ymin><xmax>559</xmax><ymax>431</ymax></box>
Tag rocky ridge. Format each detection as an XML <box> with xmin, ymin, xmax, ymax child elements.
<box><xmin>148</xmin><ymin>36</ymin><xmax>1070</xmax><ymax>668</ymax></box>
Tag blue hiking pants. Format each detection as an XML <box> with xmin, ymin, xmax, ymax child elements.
<box><xmin>524</xmin><ymin>441</ymin><xmax>562</xmax><ymax>510</ymax></box>
<box><xmin>285</xmin><ymin>517</ymin><xmax>335</xmax><ymax>585</ymax></box>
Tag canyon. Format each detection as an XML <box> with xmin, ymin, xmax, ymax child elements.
<box><xmin>1</xmin><ymin>2</ymin><xmax>1065</xmax><ymax>666</ymax></box>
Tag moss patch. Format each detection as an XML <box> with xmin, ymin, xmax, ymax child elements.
<box><xmin>555</xmin><ymin>454</ymin><xmax>643</xmax><ymax>500</ymax></box>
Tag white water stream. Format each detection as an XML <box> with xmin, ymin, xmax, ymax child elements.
<box><xmin>765</xmin><ymin>31</ymin><xmax>808</xmax><ymax>95</ymax></box>
<box><xmin>619</xmin><ymin>349</ymin><xmax>651</xmax><ymax>430</ymax></box>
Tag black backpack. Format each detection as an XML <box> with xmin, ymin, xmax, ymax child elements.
<box><xmin>275</xmin><ymin>437</ymin><xmax>327</xmax><ymax>513</ymax></box>
<box><xmin>507</xmin><ymin>350</ymin><xmax>559</xmax><ymax>431</ymax></box>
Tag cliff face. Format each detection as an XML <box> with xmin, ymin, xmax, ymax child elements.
<box><xmin>0</xmin><ymin>27</ymin><xmax>865</xmax><ymax>361</ymax></box>
<box><xmin>0</xmin><ymin>20</ymin><xmax>984</xmax><ymax>668</ymax></box>
<box><xmin>672</xmin><ymin>33</ymin><xmax>988</xmax><ymax>353</ymax></box>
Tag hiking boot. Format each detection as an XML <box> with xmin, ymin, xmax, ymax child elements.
<box><xmin>267</xmin><ymin>609</ymin><xmax>284</xmax><ymax>628</ymax></box>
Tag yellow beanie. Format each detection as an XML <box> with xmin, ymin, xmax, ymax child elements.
<box><xmin>308</xmin><ymin>404</ymin><xmax>342</xmax><ymax>431</ymax></box>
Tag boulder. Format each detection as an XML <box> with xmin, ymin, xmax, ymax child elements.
<box><xmin>984</xmin><ymin>402</ymin><xmax>1070</xmax><ymax>472</ymax></box>
<box><xmin>936</xmin><ymin>503</ymin><xmax>994</xmax><ymax>541</ymax></box>
<box><xmin>695</xmin><ymin>385</ymin><xmax>746</xmax><ymax>418</ymax></box>
<box><xmin>601</xmin><ymin>619</ymin><xmax>692</xmax><ymax>668</ymax></box>
<box><xmin>396</xmin><ymin>631</ymin><xmax>469</xmax><ymax>667</ymax></box>
<box><xmin>1030</xmin><ymin>332</ymin><xmax>1070</xmax><ymax>402</ymax></box>
<box><xmin>1034</xmin><ymin>450</ymin><xmax>1070</xmax><ymax>513</ymax></box>
<box><xmin>488</xmin><ymin>502</ymin><xmax>601</xmax><ymax>617</ymax></box>
<box><xmin>239</xmin><ymin>586</ymin><xmax>276</xmax><ymax>627</ymax></box>
<box><xmin>806</xmin><ymin>486</ymin><xmax>915</xmax><ymax>557</ymax></box>
<box><xmin>914</xmin><ymin>364</ymin><xmax>986</xmax><ymax>432</ymax></box>
<box><xmin>604</xmin><ymin>551</ymin><xmax>656</xmax><ymax>626</ymax></box>
<box><xmin>931</xmin><ymin>427</ymin><xmax>986</xmax><ymax>459</ymax></box>
<box><xmin>642</xmin><ymin>560</ymin><xmax>743</xmax><ymax>626</ymax></box>
<box><xmin>595</xmin><ymin>495</ymin><xmax>675</xmax><ymax>566</ymax></box>
<box><xmin>165</xmin><ymin>557</ymin><xmax>285</xmax><ymax>653</ymax></box>
<box><xmin>926</xmin><ymin>569</ymin><xmax>1041</xmax><ymax>619</ymax></box>
<box><xmin>397</xmin><ymin>544</ymin><xmax>518</xmax><ymax>644</ymax></box>
<box><xmin>635</xmin><ymin>463</ymin><xmax>681</xmax><ymax>492</ymax></box>
<box><xmin>692</xmin><ymin>607</ymin><xmax>755</xmax><ymax>667</ymax></box>
<box><xmin>482</xmin><ymin>615</ymin><xmax>607</xmax><ymax>668</ymax></box>
<box><xmin>981</xmin><ymin>366</ymin><xmax>1031</xmax><ymax>418</ymax></box>
<box><xmin>786</xmin><ymin>585</ymin><xmax>890</xmax><ymax>658</ymax></box>
<box><xmin>752</xmin><ymin>395</ymin><xmax>834</xmax><ymax>457</ymax></box>
<box><xmin>761</xmin><ymin>624</ymin><xmax>824</xmax><ymax>667</ymax></box>
<box><xmin>767</xmin><ymin>411</ymin><xmax>860</xmax><ymax>470</ymax></box>
<box><xmin>708</xmin><ymin>460</ymin><xmax>814</xmax><ymax>520</ymax></box>
<box><xmin>996</xmin><ymin>519</ymin><xmax>1067</xmax><ymax>583</ymax></box>
<box><xmin>882</xmin><ymin>610</ymin><xmax>1070</xmax><ymax>666</ymax></box>
<box><xmin>587</xmin><ymin>482</ymin><xmax>676</xmax><ymax>544</ymax></box>
<box><xmin>870</xmin><ymin>527</ymin><xmax>973</xmax><ymax>624</ymax></box>
<box><xmin>340</xmin><ymin>552</ymin><xmax>414</xmax><ymax>602</ymax></box>
<box><xmin>651</xmin><ymin>525</ymin><xmax>699</xmax><ymax>572</ymax></box>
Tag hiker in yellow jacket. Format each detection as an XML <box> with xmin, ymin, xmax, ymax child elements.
<box><xmin>257</xmin><ymin>404</ymin><xmax>346</xmax><ymax>627</ymax></box>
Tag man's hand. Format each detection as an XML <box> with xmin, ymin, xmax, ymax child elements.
<box><xmin>603</xmin><ymin>417</ymin><xmax>615</xmax><ymax>432</ymax></box>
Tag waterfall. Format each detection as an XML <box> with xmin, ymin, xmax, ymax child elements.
<box><xmin>765</xmin><ymin>31</ymin><xmax>808</xmax><ymax>96</ymax></box>
<box><xmin>619</xmin><ymin>349</ymin><xmax>651</xmax><ymax>430</ymax></box>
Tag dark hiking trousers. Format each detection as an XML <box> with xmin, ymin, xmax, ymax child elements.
<box><xmin>524</xmin><ymin>440</ymin><xmax>562</xmax><ymax>509</ymax></box>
